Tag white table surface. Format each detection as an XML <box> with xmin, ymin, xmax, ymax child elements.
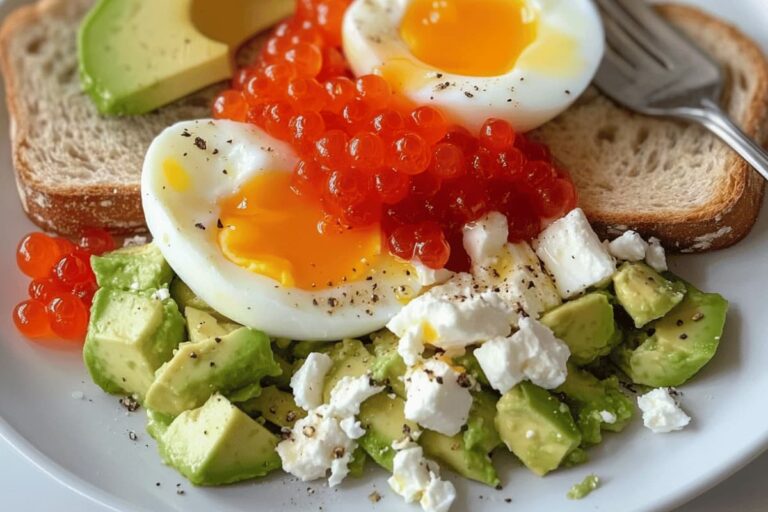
<box><xmin>1</xmin><ymin>436</ymin><xmax>766</xmax><ymax>511</ymax></box>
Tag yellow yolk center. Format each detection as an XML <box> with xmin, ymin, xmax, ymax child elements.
<box><xmin>400</xmin><ymin>0</ymin><xmax>538</xmax><ymax>77</ymax></box>
<box><xmin>218</xmin><ymin>171</ymin><xmax>382</xmax><ymax>290</ymax></box>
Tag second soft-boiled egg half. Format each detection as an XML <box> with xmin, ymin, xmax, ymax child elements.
<box><xmin>342</xmin><ymin>0</ymin><xmax>604</xmax><ymax>132</ymax></box>
<box><xmin>142</xmin><ymin>120</ymin><xmax>426</xmax><ymax>340</ymax></box>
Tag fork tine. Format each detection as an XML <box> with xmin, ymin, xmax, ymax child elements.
<box><xmin>596</xmin><ymin>0</ymin><xmax>676</xmax><ymax>69</ymax></box>
<box><xmin>602</xmin><ymin>14</ymin><xmax>664</xmax><ymax>72</ymax></box>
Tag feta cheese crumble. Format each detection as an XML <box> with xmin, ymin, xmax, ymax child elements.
<box><xmin>151</xmin><ymin>287</ymin><xmax>171</xmax><ymax>301</ymax></box>
<box><xmin>474</xmin><ymin>317</ymin><xmax>571</xmax><ymax>393</ymax></box>
<box><xmin>328</xmin><ymin>375</ymin><xmax>385</xmax><ymax>417</ymax></box>
<box><xmin>637</xmin><ymin>388</ymin><xmax>690</xmax><ymax>433</ymax></box>
<box><xmin>462</xmin><ymin>211</ymin><xmax>509</xmax><ymax>265</ymax></box>
<box><xmin>388</xmin><ymin>442</ymin><xmax>456</xmax><ymax>512</ymax></box>
<box><xmin>535</xmin><ymin>208</ymin><xmax>616</xmax><ymax>298</ymax></box>
<box><xmin>290</xmin><ymin>352</ymin><xmax>333</xmax><ymax>411</ymax></box>
<box><xmin>598</xmin><ymin>410</ymin><xmax>617</xmax><ymax>424</ymax></box>
<box><xmin>404</xmin><ymin>359</ymin><xmax>473</xmax><ymax>436</ymax></box>
<box><xmin>608</xmin><ymin>230</ymin><xmax>648</xmax><ymax>262</ymax></box>
<box><xmin>645</xmin><ymin>237</ymin><xmax>668</xmax><ymax>272</ymax></box>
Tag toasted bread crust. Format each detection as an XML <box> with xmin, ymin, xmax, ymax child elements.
<box><xmin>581</xmin><ymin>4</ymin><xmax>768</xmax><ymax>252</ymax></box>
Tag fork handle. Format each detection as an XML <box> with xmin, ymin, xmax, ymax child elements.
<box><xmin>675</xmin><ymin>99</ymin><xmax>768</xmax><ymax>182</ymax></box>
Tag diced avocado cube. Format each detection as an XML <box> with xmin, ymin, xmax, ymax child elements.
<box><xmin>322</xmin><ymin>339</ymin><xmax>372</xmax><ymax>402</ymax></box>
<box><xmin>91</xmin><ymin>244</ymin><xmax>173</xmax><ymax>292</ymax></box>
<box><xmin>83</xmin><ymin>288</ymin><xmax>185</xmax><ymax>399</ymax></box>
<box><xmin>555</xmin><ymin>363</ymin><xmax>634</xmax><ymax>445</ymax></box>
<box><xmin>157</xmin><ymin>394</ymin><xmax>281</xmax><ymax>486</ymax></box>
<box><xmin>145</xmin><ymin>327</ymin><xmax>282</xmax><ymax>417</ymax></box>
<box><xmin>358</xmin><ymin>393</ymin><xmax>419</xmax><ymax>471</ymax></box>
<box><xmin>291</xmin><ymin>340</ymin><xmax>333</xmax><ymax>359</ymax></box>
<box><xmin>540</xmin><ymin>292</ymin><xmax>618</xmax><ymax>365</ymax></box>
<box><xmin>264</xmin><ymin>353</ymin><xmax>293</xmax><ymax>389</ymax></box>
<box><xmin>170</xmin><ymin>278</ymin><xmax>212</xmax><ymax>314</ymax></box>
<box><xmin>464</xmin><ymin>390</ymin><xmax>501</xmax><ymax>454</ymax></box>
<box><xmin>185</xmin><ymin>307</ymin><xmax>241</xmax><ymax>342</ymax></box>
<box><xmin>421</xmin><ymin>429</ymin><xmax>500</xmax><ymax>487</ymax></box>
<box><xmin>238</xmin><ymin>386</ymin><xmax>306</xmax><ymax>429</ymax></box>
<box><xmin>495</xmin><ymin>382</ymin><xmax>582</xmax><ymax>476</ymax></box>
<box><xmin>613</xmin><ymin>262</ymin><xmax>686</xmax><ymax>328</ymax></box>
<box><xmin>347</xmin><ymin>447</ymin><xmax>368</xmax><ymax>478</ymax></box>
<box><xmin>612</xmin><ymin>280</ymin><xmax>728</xmax><ymax>387</ymax></box>
<box><xmin>370</xmin><ymin>331</ymin><xmax>407</xmax><ymax>397</ymax></box>
<box><xmin>146</xmin><ymin>409</ymin><xmax>174</xmax><ymax>441</ymax></box>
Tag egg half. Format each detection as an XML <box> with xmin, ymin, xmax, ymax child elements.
<box><xmin>142</xmin><ymin>119</ymin><xmax>425</xmax><ymax>340</ymax></box>
<box><xmin>342</xmin><ymin>0</ymin><xmax>604</xmax><ymax>132</ymax></box>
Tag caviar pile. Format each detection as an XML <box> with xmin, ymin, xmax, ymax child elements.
<box><xmin>213</xmin><ymin>0</ymin><xmax>577</xmax><ymax>271</ymax></box>
<box><xmin>13</xmin><ymin>229</ymin><xmax>115</xmax><ymax>341</ymax></box>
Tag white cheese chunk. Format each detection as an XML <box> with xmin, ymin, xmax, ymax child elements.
<box><xmin>645</xmin><ymin>237</ymin><xmax>668</xmax><ymax>272</ymax></box>
<box><xmin>412</xmin><ymin>261</ymin><xmax>455</xmax><ymax>287</ymax></box>
<box><xmin>462</xmin><ymin>211</ymin><xmax>509</xmax><ymax>265</ymax></box>
<box><xmin>474</xmin><ymin>317</ymin><xmax>570</xmax><ymax>393</ymax></box>
<box><xmin>599</xmin><ymin>410</ymin><xmax>617</xmax><ymax>424</ymax></box>
<box><xmin>535</xmin><ymin>208</ymin><xmax>616</xmax><ymax>298</ymax></box>
<box><xmin>404</xmin><ymin>359</ymin><xmax>473</xmax><ymax>436</ymax></box>
<box><xmin>637</xmin><ymin>388</ymin><xmax>690</xmax><ymax>433</ymax></box>
<box><xmin>328</xmin><ymin>375</ymin><xmax>384</xmax><ymax>417</ymax></box>
<box><xmin>608</xmin><ymin>231</ymin><xmax>648</xmax><ymax>262</ymax></box>
<box><xmin>388</xmin><ymin>442</ymin><xmax>455</xmax><ymax>512</ymax></box>
<box><xmin>151</xmin><ymin>287</ymin><xmax>171</xmax><ymax>301</ymax></box>
<box><xmin>339</xmin><ymin>416</ymin><xmax>366</xmax><ymax>440</ymax></box>
<box><xmin>420</xmin><ymin>474</ymin><xmax>457</xmax><ymax>512</ymax></box>
<box><xmin>290</xmin><ymin>352</ymin><xmax>333</xmax><ymax>411</ymax></box>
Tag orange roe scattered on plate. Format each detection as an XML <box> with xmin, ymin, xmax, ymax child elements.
<box><xmin>216</xmin><ymin>0</ymin><xmax>578</xmax><ymax>271</ymax></box>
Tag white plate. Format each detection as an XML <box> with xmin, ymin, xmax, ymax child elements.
<box><xmin>1</xmin><ymin>0</ymin><xmax>767</xmax><ymax>511</ymax></box>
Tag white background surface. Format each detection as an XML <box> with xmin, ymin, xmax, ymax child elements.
<box><xmin>2</xmin><ymin>0</ymin><xmax>768</xmax><ymax>511</ymax></box>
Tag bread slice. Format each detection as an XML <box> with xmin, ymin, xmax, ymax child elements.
<box><xmin>0</xmin><ymin>0</ymin><xmax>222</xmax><ymax>236</ymax></box>
<box><xmin>532</xmin><ymin>4</ymin><xmax>768</xmax><ymax>252</ymax></box>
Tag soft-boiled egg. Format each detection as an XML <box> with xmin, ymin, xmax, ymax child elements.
<box><xmin>342</xmin><ymin>0</ymin><xmax>604</xmax><ymax>132</ymax></box>
<box><xmin>142</xmin><ymin>120</ymin><xmax>426</xmax><ymax>340</ymax></box>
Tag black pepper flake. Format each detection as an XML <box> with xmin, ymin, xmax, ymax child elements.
<box><xmin>156</xmin><ymin>482</ymin><xmax>161</xmax><ymax>487</ymax></box>
<box><xmin>190</xmin><ymin>352</ymin><xmax>198</xmax><ymax>359</ymax></box>
<box><xmin>565</xmin><ymin>89</ymin><xmax>571</xmax><ymax>95</ymax></box>
<box><xmin>194</xmin><ymin>137</ymin><xmax>207</xmax><ymax>150</ymax></box>
<box><xmin>457</xmin><ymin>373</ymin><xmax>472</xmax><ymax>388</ymax></box>
<box><xmin>269</xmin><ymin>406</ymin><xmax>278</xmax><ymax>414</ymax></box>
<box><xmin>505</xmin><ymin>498</ymin><xmax>512</xmax><ymax>503</ymax></box>
<box><xmin>303</xmin><ymin>425</ymin><xmax>316</xmax><ymax>437</ymax></box>
<box><xmin>222</xmin><ymin>169</ymin><xmax>228</xmax><ymax>175</ymax></box>
<box><xmin>194</xmin><ymin>223</ymin><xmax>206</xmax><ymax>230</ymax></box>
<box><xmin>215</xmin><ymin>337</ymin><xmax>222</xmax><ymax>343</ymax></box>
<box><xmin>226</xmin><ymin>139</ymin><xmax>233</xmax><ymax>144</ymax></box>
<box><xmin>435</xmin><ymin>81</ymin><xmax>450</xmax><ymax>91</ymax></box>
<box><xmin>212</xmin><ymin>148</ymin><xmax>219</xmax><ymax>155</ymax></box>
<box><xmin>646</xmin><ymin>328</ymin><xmax>656</xmax><ymax>336</ymax></box>
<box><xmin>692</xmin><ymin>312</ymin><xmax>704</xmax><ymax>322</ymax></box>
<box><xmin>328</xmin><ymin>297</ymin><xmax>338</xmax><ymax>307</ymax></box>
<box><xmin>280</xmin><ymin>427</ymin><xmax>292</xmax><ymax>440</ymax></box>
<box><xmin>435</xmin><ymin>376</ymin><xmax>444</xmax><ymax>385</ymax></box>
<box><xmin>209</xmin><ymin>362</ymin><xmax>216</xmax><ymax>368</ymax></box>
<box><xmin>119</xmin><ymin>396</ymin><xmax>140</xmax><ymax>412</ymax></box>
<box><xmin>679</xmin><ymin>333</ymin><xmax>688</xmax><ymax>340</ymax></box>
<box><xmin>436</xmin><ymin>73</ymin><xmax>444</xmax><ymax>78</ymax></box>
<box><xmin>128</xmin><ymin>430</ymin><xmax>138</xmax><ymax>441</ymax></box>
<box><xmin>312</xmin><ymin>298</ymin><xmax>319</xmax><ymax>306</ymax></box>
<box><xmin>286</xmin><ymin>411</ymin><xmax>297</xmax><ymax>422</ymax></box>
<box><xmin>676</xmin><ymin>319</ymin><xmax>684</xmax><ymax>327</ymax></box>
<box><xmin>464</xmin><ymin>91</ymin><xmax>474</xmax><ymax>98</ymax></box>
<box><xmin>217</xmin><ymin>219</ymin><xmax>224</xmax><ymax>229</ymax></box>
<box><xmin>333</xmin><ymin>447</ymin><xmax>346</xmax><ymax>459</ymax></box>
<box><xmin>369</xmin><ymin>491</ymin><xmax>382</xmax><ymax>503</ymax></box>
<box><xmin>177</xmin><ymin>490</ymin><xmax>185</xmax><ymax>496</ymax></box>
<box><xmin>181</xmin><ymin>129</ymin><xmax>192</xmax><ymax>137</ymax></box>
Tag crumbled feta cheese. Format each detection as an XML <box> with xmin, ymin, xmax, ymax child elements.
<box><xmin>291</xmin><ymin>352</ymin><xmax>333</xmax><ymax>411</ymax></box>
<box><xmin>599</xmin><ymin>410</ymin><xmax>617</xmax><ymax>424</ymax></box>
<box><xmin>276</xmin><ymin>406</ymin><xmax>355</xmax><ymax>485</ymax></box>
<box><xmin>388</xmin><ymin>443</ymin><xmax>455</xmax><ymax>512</ymax></box>
<box><xmin>412</xmin><ymin>261</ymin><xmax>454</xmax><ymax>287</ymax></box>
<box><xmin>462</xmin><ymin>211</ymin><xmax>509</xmax><ymax>265</ymax></box>
<box><xmin>637</xmin><ymin>388</ymin><xmax>690</xmax><ymax>433</ymax></box>
<box><xmin>387</xmin><ymin>273</ymin><xmax>515</xmax><ymax>356</ymax></box>
<box><xmin>339</xmin><ymin>417</ymin><xmax>366</xmax><ymax>440</ymax></box>
<box><xmin>474</xmin><ymin>317</ymin><xmax>571</xmax><ymax>393</ymax></box>
<box><xmin>404</xmin><ymin>359</ymin><xmax>473</xmax><ymax>436</ymax></box>
<box><xmin>152</xmin><ymin>288</ymin><xmax>171</xmax><ymax>301</ymax></box>
<box><xmin>71</xmin><ymin>391</ymin><xmax>84</xmax><ymax>400</ymax></box>
<box><xmin>130</xmin><ymin>281</ymin><xmax>140</xmax><ymax>291</ymax></box>
<box><xmin>122</xmin><ymin>235</ymin><xmax>148</xmax><ymax>247</ymax></box>
<box><xmin>645</xmin><ymin>237</ymin><xmax>668</xmax><ymax>272</ymax></box>
<box><xmin>608</xmin><ymin>231</ymin><xmax>648</xmax><ymax>262</ymax></box>
<box><xmin>328</xmin><ymin>375</ymin><xmax>384</xmax><ymax>417</ymax></box>
<box><xmin>535</xmin><ymin>208</ymin><xmax>616</xmax><ymax>298</ymax></box>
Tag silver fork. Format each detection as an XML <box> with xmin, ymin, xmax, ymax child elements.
<box><xmin>593</xmin><ymin>0</ymin><xmax>768</xmax><ymax>180</ymax></box>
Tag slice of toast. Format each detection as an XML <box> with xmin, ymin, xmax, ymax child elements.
<box><xmin>532</xmin><ymin>4</ymin><xmax>768</xmax><ymax>252</ymax></box>
<box><xmin>0</xmin><ymin>0</ymin><xmax>222</xmax><ymax>236</ymax></box>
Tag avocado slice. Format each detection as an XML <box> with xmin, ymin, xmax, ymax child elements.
<box><xmin>83</xmin><ymin>287</ymin><xmax>185</xmax><ymax>399</ymax></box>
<box><xmin>358</xmin><ymin>393</ymin><xmax>419</xmax><ymax>471</ymax></box>
<box><xmin>322</xmin><ymin>339</ymin><xmax>373</xmax><ymax>402</ymax></box>
<box><xmin>613</xmin><ymin>262</ymin><xmax>686</xmax><ymax>328</ymax></box>
<box><xmin>540</xmin><ymin>292</ymin><xmax>618</xmax><ymax>366</ymax></box>
<box><xmin>145</xmin><ymin>327</ymin><xmax>282</xmax><ymax>416</ymax></box>
<box><xmin>555</xmin><ymin>363</ymin><xmax>634</xmax><ymax>445</ymax></box>
<box><xmin>91</xmin><ymin>243</ymin><xmax>173</xmax><ymax>292</ymax></box>
<box><xmin>369</xmin><ymin>331</ymin><xmax>407</xmax><ymax>397</ymax></box>
<box><xmin>158</xmin><ymin>394</ymin><xmax>281</xmax><ymax>485</ymax></box>
<box><xmin>464</xmin><ymin>390</ymin><xmax>501</xmax><ymax>454</ymax></box>
<box><xmin>238</xmin><ymin>386</ymin><xmax>306</xmax><ymax>429</ymax></box>
<box><xmin>495</xmin><ymin>382</ymin><xmax>582</xmax><ymax>476</ymax></box>
<box><xmin>612</xmin><ymin>280</ymin><xmax>728</xmax><ymax>387</ymax></box>
<box><xmin>421</xmin><ymin>430</ymin><xmax>500</xmax><ymax>487</ymax></box>
<box><xmin>186</xmin><ymin>307</ymin><xmax>241</xmax><ymax>342</ymax></box>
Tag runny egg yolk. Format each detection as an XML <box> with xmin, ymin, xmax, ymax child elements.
<box><xmin>400</xmin><ymin>0</ymin><xmax>538</xmax><ymax>77</ymax></box>
<box><xmin>218</xmin><ymin>171</ymin><xmax>382</xmax><ymax>290</ymax></box>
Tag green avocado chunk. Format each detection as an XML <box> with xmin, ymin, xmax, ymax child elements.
<box><xmin>170</xmin><ymin>279</ymin><xmax>212</xmax><ymax>314</ymax></box>
<box><xmin>369</xmin><ymin>331</ymin><xmax>407</xmax><ymax>397</ymax></box>
<box><xmin>540</xmin><ymin>292</ymin><xmax>618</xmax><ymax>365</ymax></box>
<box><xmin>83</xmin><ymin>287</ymin><xmax>185</xmax><ymax>399</ymax></box>
<box><xmin>495</xmin><ymin>382</ymin><xmax>582</xmax><ymax>476</ymax></box>
<box><xmin>145</xmin><ymin>327</ymin><xmax>282</xmax><ymax>416</ymax></box>
<box><xmin>464</xmin><ymin>390</ymin><xmax>502</xmax><ymax>454</ymax></box>
<box><xmin>158</xmin><ymin>394</ymin><xmax>281</xmax><ymax>486</ymax></box>
<box><xmin>421</xmin><ymin>429</ymin><xmax>500</xmax><ymax>487</ymax></box>
<box><xmin>358</xmin><ymin>393</ymin><xmax>419</xmax><ymax>471</ymax></box>
<box><xmin>322</xmin><ymin>339</ymin><xmax>372</xmax><ymax>402</ymax></box>
<box><xmin>612</xmin><ymin>280</ymin><xmax>728</xmax><ymax>387</ymax></box>
<box><xmin>91</xmin><ymin>244</ymin><xmax>173</xmax><ymax>292</ymax></box>
<box><xmin>238</xmin><ymin>385</ymin><xmax>306</xmax><ymax>429</ymax></box>
<box><xmin>185</xmin><ymin>307</ymin><xmax>241</xmax><ymax>342</ymax></box>
<box><xmin>613</xmin><ymin>262</ymin><xmax>686</xmax><ymax>328</ymax></box>
<box><xmin>555</xmin><ymin>363</ymin><xmax>634</xmax><ymax>445</ymax></box>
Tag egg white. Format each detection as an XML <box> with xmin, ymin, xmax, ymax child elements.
<box><xmin>142</xmin><ymin>119</ymin><xmax>425</xmax><ymax>340</ymax></box>
<box><xmin>342</xmin><ymin>0</ymin><xmax>604</xmax><ymax>133</ymax></box>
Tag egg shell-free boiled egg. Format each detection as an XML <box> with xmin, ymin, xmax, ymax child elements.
<box><xmin>342</xmin><ymin>0</ymin><xmax>604</xmax><ymax>133</ymax></box>
<box><xmin>142</xmin><ymin>120</ymin><xmax>425</xmax><ymax>340</ymax></box>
